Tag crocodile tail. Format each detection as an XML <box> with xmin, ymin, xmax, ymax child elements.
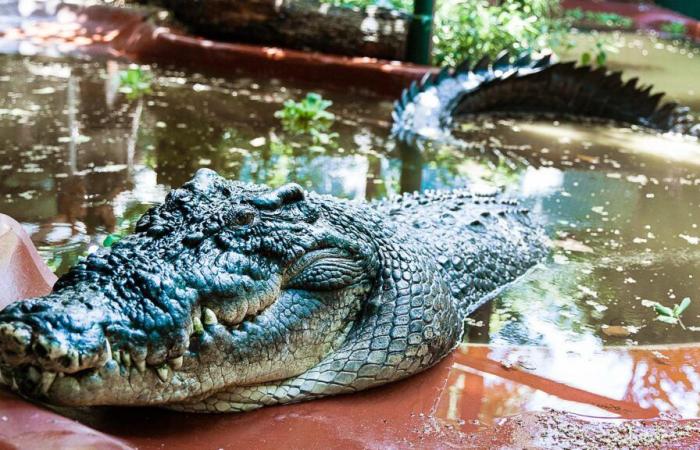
<box><xmin>392</xmin><ymin>51</ymin><xmax>699</xmax><ymax>144</ymax></box>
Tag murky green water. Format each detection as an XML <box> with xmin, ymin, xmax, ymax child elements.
<box><xmin>0</xmin><ymin>33</ymin><xmax>699</xmax><ymax>349</ymax></box>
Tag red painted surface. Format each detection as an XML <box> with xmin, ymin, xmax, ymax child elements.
<box><xmin>0</xmin><ymin>214</ymin><xmax>56</xmax><ymax>309</ymax></box>
<box><xmin>1</xmin><ymin>215</ymin><xmax>700</xmax><ymax>448</ymax></box>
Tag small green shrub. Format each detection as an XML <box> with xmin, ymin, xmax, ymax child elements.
<box><xmin>119</xmin><ymin>66</ymin><xmax>153</xmax><ymax>100</ymax></box>
<box><xmin>660</xmin><ymin>21</ymin><xmax>686</xmax><ymax>38</ymax></box>
<box><xmin>432</xmin><ymin>0</ymin><xmax>566</xmax><ymax>67</ymax></box>
<box><xmin>647</xmin><ymin>297</ymin><xmax>692</xmax><ymax>329</ymax></box>
<box><xmin>565</xmin><ymin>8</ymin><xmax>634</xmax><ymax>29</ymax></box>
<box><xmin>579</xmin><ymin>37</ymin><xmax>617</xmax><ymax>67</ymax></box>
<box><xmin>274</xmin><ymin>92</ymin><xmax>336</xmax><ymax>131</ymax></box>
<box><xmin>320</xmin><ymin>0</ymin><xmax>567</xmax><ymax>68</ymax></box>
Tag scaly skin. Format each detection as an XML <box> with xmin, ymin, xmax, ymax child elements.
<box><xmin>392</xmin><ymin>52</ymin><xmax>699</xmax><ymax>145</ymax></box>
<box><xmin>0</xmin><ymin>169</ymin><xmax>546</xmax><ymax>412</ymax></box>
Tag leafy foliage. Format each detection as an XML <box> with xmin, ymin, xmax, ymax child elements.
<box><xmin>660</xmin><ymin>21</ymin><xmax>687</xmax><ymax>38</ymax></box>
<box><xmin>432</xmin><ymin>0</ymin><xmax>567</xmax><ymax>67</ymax></box>
<box><xmin>565</xmin><ymin>8</ymin><xmax>634</xmax><ymax>29</ymax></box>
<box><xmin>578</xmin><ymin>36</ymin><xmax>618</xmax><ymax>67</ymax></box>
<box><xmin>119</xmin><ymin>66</ymin><xmax>153</xmax><ymax>100</ymax></box>
<box><xmin>274</xmin><ymin>92</ymin><xmax>336</xmax><ymax>132</ymax></box>
<box><xmin>647</xmin><ymin>297</ymin><xmax>692</xmax><ymax>329</ymax></box>
<box><xmin>320</xmin><ymin>0</ymin><xmax>568</xmax><ymax>68</ymax></box>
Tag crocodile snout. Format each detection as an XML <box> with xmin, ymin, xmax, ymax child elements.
<box><xmin>0</xmin><ymin>301</ymin><xmax>111</xmax><ymax>375</ymax></box>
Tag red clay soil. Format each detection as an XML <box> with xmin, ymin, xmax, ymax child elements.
<box><xmin>2</xmin><ymin>216</ymin><xmax>700</xmax><ymax>448</ymax></box>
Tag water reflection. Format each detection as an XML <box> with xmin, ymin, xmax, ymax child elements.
<box><xmin>435</xmin><ymin>344</ymin><xmax>700</xmax><ymax>427</ymax></box>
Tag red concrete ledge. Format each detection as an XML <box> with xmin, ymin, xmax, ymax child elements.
<box><xmin>0</xmin><ymin>3</ymin><xmax>434</xmax><ymax>97</ymax></box>
<box><xmin>116</xmin><ymin>21</ymin><xmax>434</xmax><ymax>98</ymax></box>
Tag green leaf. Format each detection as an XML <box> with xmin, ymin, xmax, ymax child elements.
<box><xmin>675</xmin><ymin>297</ymin><xmax>692</xmax><ymax>316</ymax></box>
<box><xmin>103</xmin><ymin>233</ymin><xmax>123</xmax><ymax>248</ymax></box>
<box><xmin>580</xmin><ymin>52</ymin><xmax>591</xmax><ymax>66</ymax></box>
<box><xmin>654</xmin><ymin>303</ymin><xmax>674</xmax><ymax>317</ymax></box>
<box><xmin>657</xmin><ymin>315</ymin><xmax>679</xmax><ymax>325</ymax></box>
<box><xmin>596</xmin><ymin>51</ymin><xmax>607</xmax><ymax>66</ymax></box>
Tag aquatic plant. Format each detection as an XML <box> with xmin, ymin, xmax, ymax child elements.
<box><xmin>275</xmin><ymin>92</ymin><xmax>335</xmax><ymax>131</ymax></box>
<box><xmin>579</xmin><ymin>37</ymin><xmax>617</xmax><ymax>67</ymax></box>
<box><xmin>648</xmin><ymin>297</ymin><xmax>692</xmax><ymax>329</ymax></box>
<box><xmin>119</xmin><ymin>66</ymin><xmax>153</xmax><ymax>100</ymax></box>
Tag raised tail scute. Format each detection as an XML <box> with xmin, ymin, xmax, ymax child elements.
<box><xmin>392</xmin><ymin>51</ymin><xmax>699</xmax><ymax>145</ymax></box>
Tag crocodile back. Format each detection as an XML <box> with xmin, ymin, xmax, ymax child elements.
<box><xmin>372</xmin><ymin>190</ymin><xmax>547</xmax><ymax>318</ymax></box>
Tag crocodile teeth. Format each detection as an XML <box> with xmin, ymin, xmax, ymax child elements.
<box><xmin>122</xmin><ymin>351</ymin><xmax>131</xmax><ymax>368</ymax></box>
<box><xmin>40</xmin><ymin>371</ymin><xmax>56</xmax><ymax>395</ymax></box>
<box><xmin>192</xmin><ymin>317</ymin><xmax>204</xmax><ymax>335</ymax></box>
<box><xmin>135</xmin><ymin>358</ymin><xmax>146</xmax><ymax>373</ymax></box>
<box><xmin>156</xmin><ymin>365</ymin><xmax>170</xmax><ymax>382</ymax></box>
<box><xmin>168</xmin><ymin>356</ymin><xmax>183</xmax><ymax>370</ymax></box>
<box><xmin>202</xmin><ymin>308</ymin><xmax>218</xmax><ymax>325</ymax></box>
<box><xmin>11</xmin><ymin>377</ymin><xmax>18</xmax><ymax>391</ymax></box>
<box><xmin>103</xmin><ymin>340</ymin><xmax>112</xmax><ymax>362</ymax></box>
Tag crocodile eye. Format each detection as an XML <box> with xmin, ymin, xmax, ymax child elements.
<box><xmin>235</xmin><ymin>210</ymin><xmax>255</xmax><ymax>226</ymax></box>
<box><xmin>225</xmin><ymin>207</ymin><xmax>255</xmax><ymax>227</ymax></box>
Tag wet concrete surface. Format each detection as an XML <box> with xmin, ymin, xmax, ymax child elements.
<box><xmin>2</xmin><ymin>214</ymin><xmax>700</xmax><ymax>448</ymax></box>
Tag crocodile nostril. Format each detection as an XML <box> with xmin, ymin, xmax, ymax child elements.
<box><xmin>0</xmin><ymin>321</ymin><xmax>32</xmax><ymax>358</ymax></box>
<box><xmin>33</xmin><ymin>341</ymin><xmax>50</xmax><ymax>359</ymax></box>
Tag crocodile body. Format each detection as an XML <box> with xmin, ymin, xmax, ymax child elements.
<box><xmin>0</xmin><ymin>170</ymin><xmax>545</xmax><ymax>411</ymax></box>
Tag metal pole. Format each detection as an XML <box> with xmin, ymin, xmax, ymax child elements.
<box><xmin>405</xmin><ymin>0</ymin><xmax>435</xmax><ymax>65</ymax></box>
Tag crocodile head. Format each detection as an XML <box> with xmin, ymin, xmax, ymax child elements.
<box><xmin>0</xmin><ymin>169</ymin><xmax>381</xmax><ymax>408</ymax></box>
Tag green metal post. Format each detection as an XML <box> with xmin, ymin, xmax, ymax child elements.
<box><xmin>405</xmin><ymin>0</ymin><xmax>435</xmax><ymax>65</ymax></box>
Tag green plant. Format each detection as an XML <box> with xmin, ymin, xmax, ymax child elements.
<box><xmin>320</xmin><ymin>0</ymin><xmax>412</xmax><ymax>10</ymax></box>
<box><xmin>119</xmin><ymin>66</ymin><xmax>153</xmax><ymax>100</ymax></box>
<box><xmin>579</xmin><ymin>37</ymin><xmax>617</xmax><ymax>67</ymax></box>
<box><xmin>274</xmin><ymin>93</ymin><xmax>336</xmax><ymax>132</ymax></box>
<box><xmin>648</xmin><ymin>297</ymin><xmax>691</xmax><ymax>329</ymax></box>
<box><xmin>565</xmin><ymin>8</ymin><xmax>633</xmax><ymax>29</ymax></box>
<box><xmin>320</xmin><ymin>0</ymin><xmax>568</xmax><ymax>68</ymax></box>
<box><xmin>46</xmin><ymin>252</ymin><xmax>63</xmax><ymax>273</ymax></box>
<box><xmin>103</xmin><ymin>233</ymin><xmax>123</xmax><ymax>247</ymax></box>
<box><xmin>660</xmin><ymin>21</ymin><xmax>686</xmax><ymax>38</ymax></box>
<box><xmin>432</xmin><ymin>0</ymin><xmax>567</xmax><ymax>68</ymax></box>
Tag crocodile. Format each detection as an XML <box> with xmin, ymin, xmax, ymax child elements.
<box><xmin>0</xmin><ymin>53</ymin><xmax>697</xmax><ymax>413</ymax></box>
<box><xmin>0</xmin><ymin>169</ymin><xmax>546</xmax><ymax>411</ymax></box>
